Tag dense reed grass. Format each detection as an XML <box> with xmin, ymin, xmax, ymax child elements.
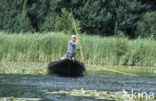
<box><xmin>0</xmin><ymin>31</ymin><xmax>155</xmax><ymax>67</ymax></box>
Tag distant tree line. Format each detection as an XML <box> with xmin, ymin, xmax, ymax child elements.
<box><xmin>0</xmin><ymin>0</ymin><xmax>155</xmax><ymax>38</ymax></box>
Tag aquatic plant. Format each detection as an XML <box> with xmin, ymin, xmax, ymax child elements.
<box><xmin>46</xmin><ymin>88</ymin><xmax>123</xmax><ymax>100</ymax></box>
<box><xmin>0</xmin><ymin>62</ymin><xmax>155</xmax><ymax>77</ymax></box>
<box><xmin>45</xmin><ymin>88</ymin><xmax>156</xmax><ymax>100</ymax></box>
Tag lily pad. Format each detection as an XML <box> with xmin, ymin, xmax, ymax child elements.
<box><xmin>45</xmin><ymin>89</ymin><xmax>124</xmax><ymax>100</ymax></box>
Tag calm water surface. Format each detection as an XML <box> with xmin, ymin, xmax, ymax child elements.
<box><xmin>0</xmin><ymin>74</ymin><xmax>156</xmax><ymax>101</ymax></box>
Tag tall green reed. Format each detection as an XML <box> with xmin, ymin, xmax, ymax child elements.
<box><xmin>0</xmin><ymin>31</ymin><xmax>155</xmax><ymax>67</ymax></box>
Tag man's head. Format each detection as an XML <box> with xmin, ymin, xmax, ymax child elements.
<box><xmin>71</xmin><ymin>35</ymin><xmax>76</xmax><ymax>41</ymax></box>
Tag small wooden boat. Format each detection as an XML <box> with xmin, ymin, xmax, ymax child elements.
<box><xmin>48</xmin><ymin>59</ymin><xmax>86</xmax><ymax>77</ymax></box>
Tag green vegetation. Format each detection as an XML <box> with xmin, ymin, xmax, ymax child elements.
<box><xmin>45</xmin><ymin>88</ymin><xmax>156</xmax><ymax>100</ymax></box>
<box><xmin>0</xmin><ymin>32</ymin><xmax>156</xmax><ymax>67</ymax></box>
<box><xmin>46</xmin><ymin>89</ymin><xmax>123</xmax><ymax>100</ymax></box>
<box><xmin>0</xmin><ymin>97</ymin><xmax>42</xmax><ymax>101</ymax></box>
<box><xmin>86</xmin><ymin>66</ymin><xmax>156</xmax><ymax>77</ymax></box>
<box><xmin>0</xmin><ymin>62</ymin><xmax>47</xmax><ymax>74</ymax></box>
<box><xmin>136</xmin><ymin>11</ymin><xmax>156</xmax><ymax>38</ymax></box>
<box><xmin>0</xmin><ymin>1</ymin><xmax>155</xmax><ymax>101</ymax></box>
<box><xmin>0</xmin><ymin>0</ymin><xmax>155</xmax><ymax>38</ymax></box>
<box><xmin>1</xmin><ymin>61</ymin><xmax>155</xmax><ymax>77</ymax></box>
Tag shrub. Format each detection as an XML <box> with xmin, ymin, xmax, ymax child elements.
<box><xmin>54</xmin><ymin>8</ymin><xmax>81</xmax><ymax>34</ymax></box>
<box><xmin>136</xmin><ymin>11</ymin><xmax>156</xmax><ymax>39</ymax></box>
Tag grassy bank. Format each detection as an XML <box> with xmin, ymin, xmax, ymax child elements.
<box><xmin>0</xmin><ymin>62</ymin><xmax>156</xmax><ymax>77</ymax></box>
<box><xmin>0</xmin><ymin>32</ymin><xmax>156</xmax><ymax>67</ymax></box>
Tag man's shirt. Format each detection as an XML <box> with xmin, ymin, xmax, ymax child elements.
<box><xmin>67</xmin><ymin>40</ymin><xmax>77</xmax><ymax>53</ymax></box>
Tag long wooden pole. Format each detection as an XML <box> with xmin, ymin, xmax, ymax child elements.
<box><xmin>70</xmin><ymin>9</ymin><xmax>137</xmax><ymax>77</ymax></box>
<box><xmin>70</xmin><ymin>9</ymin><xmax>85</xmax><ymax>63</ymax></box>
<box><xmin>86</xmin><ymin>64</ymin><xmax>138</xmax><ymax>76</ymax></box>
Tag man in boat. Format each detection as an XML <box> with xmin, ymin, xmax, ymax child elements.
<box><xmin>67</xmin><ymin>35</ymin><xmax>81</xmax><ymax>60</ymax></box>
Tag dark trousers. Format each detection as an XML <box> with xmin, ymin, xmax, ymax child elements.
<box><xmin>67</xmin><ymin>52</ymin><xmax>74</xmax><ymax>59</ymax></box>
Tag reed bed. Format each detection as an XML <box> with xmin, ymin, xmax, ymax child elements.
<box><xmin>0</xmin><ymin>31</ymin><xmax>155</xmax><ymax>67</ymax></box>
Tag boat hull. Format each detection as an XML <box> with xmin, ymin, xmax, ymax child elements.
<box><xmin>48</xmin><ymin>59</ymin><xmax>85</xmax><ymax>77</ymax></box>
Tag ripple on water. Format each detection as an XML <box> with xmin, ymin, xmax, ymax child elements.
<box><xmin>0</xmin><ymin>74</ymin><xmax>156</xmax><ymax>100</ymax></box>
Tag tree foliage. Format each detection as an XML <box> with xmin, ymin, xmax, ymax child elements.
<box><xmin>0</xmin><ymin>0</ymin><xmax>155</xmax><ymax>38</ymax></box>
<box><xmin>0</xmin><ymin>0</ymin><xmax>34</xmax><ymax>32</ymax></box>
<box><xmin>54</xmin><ymin>8</ymin><xmax>80</xmax><ymax>34</ymax></box>
<box><xmin>136</xmin><ymin>11</ymin><xmax>156</xmax><ymax>38</ymax></box>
